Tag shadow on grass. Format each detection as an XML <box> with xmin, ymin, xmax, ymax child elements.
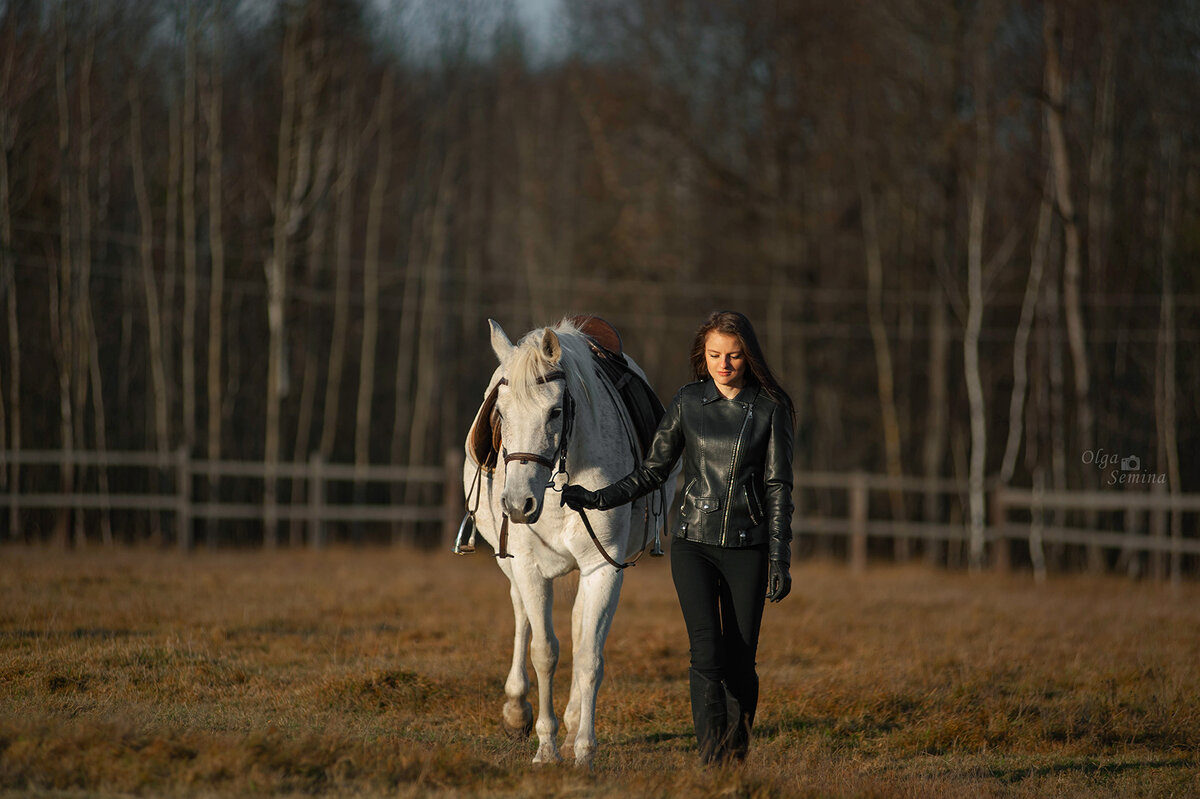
<box><xmin>990</xmin><ymin>757</ymin><xmax>1199</xmax><ymax>784</ymax></box>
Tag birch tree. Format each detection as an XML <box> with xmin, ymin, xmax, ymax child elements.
<box><xmin>264</xmin><ymin>7</ymin><xmax>331</xmax><ymax>545</ymax></box>
<box><xmin>963</xmin><ymin>11</ymin><xmax>992</xmax><ymax>571</ymax></box>
<box><xmin>1043</xmin><ymin>3</ymin><xmax>1095</xmax><ymax>483</ymax></box>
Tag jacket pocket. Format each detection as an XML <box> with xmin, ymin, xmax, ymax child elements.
<box><xmin>745</xmin><ymin>482</ymin><xmax>764</xmax><ymax>526</ymax></box>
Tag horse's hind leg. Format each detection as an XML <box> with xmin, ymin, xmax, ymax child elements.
<box><xmin>502</xmin><ymin>579</ymin><xmax>534</xmax><ymax>738</ymax></box>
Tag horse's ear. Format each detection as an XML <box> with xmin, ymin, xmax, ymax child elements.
<box><xmin>541</xmin><ymin>329</ymin><xmax>562</xmax><ymax>363</ymax></box>
<box><xmin>489</xmin><ymin>319</ymin><xmax>513</xmax><ymax>361</ymax></box>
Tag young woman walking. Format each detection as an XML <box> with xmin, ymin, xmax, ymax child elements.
<box><xmin>564</xmin><ymin>310</ymin><xmax>795</xmax><ymax>764</ymax></box>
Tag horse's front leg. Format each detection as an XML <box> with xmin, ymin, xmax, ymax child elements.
<box><xmin>514</xmin><ymin>569</ymin><xmax>561</xmax><ymax>764</ymax></box>
<box><xmin>501</xmin><ymin>578</ymin><xmax>534</xmax><ymax>738</ymax></box>
<box><xmin>570</xmin><ymin>565</ymin><xmax>624</xmax><ymax>768</ymax></box>
<box><xmin>562</xmin><ymin>583</ymin><xmax>586</xmax><ymax>758</ymax></box>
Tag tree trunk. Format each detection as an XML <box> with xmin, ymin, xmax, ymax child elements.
<box><xmin>964</xmin><ymin>39</ymin><xmax>991</xmax><ymax>572</ymax></box>
<box><xmin>290</xmin><ymin>117</ymin><xmax>337</xmax><ymax>547</ymax></box>
<box><xmin>999</xmin><ymin>165</ymin><xmax>1053</xmax><ymax>483</ymax></box>
<box><xmin>319</xmin><ymin>97</ymin><xmax>361</xmax><ymax>462</ymax></box>
<box><xmin>405</xmin><ymin>139</ymin><xmax>461</xmax><ymax>544</ymax></box>
<box><xmin>204</xmin><ymin>1</ymin><xmax>226</xmax><ymax>549</ymax></box>
<box><xmin>264</xmin><ymin>17</ymin><xmax>300</xmax><ymax>547</ymax></box>
<box><xmin>52</xmin><ymin>11</ymin><xmax>75</xmax><ymax>548</ymax></box>
<box><xmin>1041</xmin><ymin>230</ymin><xmax>1068</xmax><ymax>569</ymax></box>
<box><xmin>0</xmin><ymin>94</ymin><xmax>19</xmax><ymax>537</ymax></box>
<box><xmin>1156</xmin><ymin>135</ymin><xmax>1181</xmax><ymax>584</ymax></box>
<box><xmin>855</xmin><ymin>163</ymin><xmax>906</xmax><ymax>555</ymax></box>
<box><xmin>75</xmin><ymin>22</ymin><xmax>112</xmax><ymax>546</ymax></box>
<box><xmin>1044</xmin><ymin>2</ymin><xmax>1096</xmax><ymax>498</ymax></box>
<box><xmin>182</xmin><ymin>4</ymin><xmax>198</xmax><ymax>456</ymax></box>
<box><xmin>354</xmin><ymin>69</ymin><xmax>392</xmax><ymax>482</ymax></box>
<box><xmin>130</xmin><ymin>81</ymin><xmax>170</xmax><ymax>461</ymax></box>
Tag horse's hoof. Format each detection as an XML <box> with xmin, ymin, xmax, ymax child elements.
<box><xmin>573</xmin><ymin>749</ymin><xmax>595</xmax><ymax>769</ymax></box>
<box><xmin>501</xmin><ymin>700</ymin><xmax>533</xmax><ymax>739</ymax></box>
<box><xmin>532</xmin><ymin>745</ymin><xmax>562</xmax><ymax>765</ymax></box>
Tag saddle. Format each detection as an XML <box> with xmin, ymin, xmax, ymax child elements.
<box><xmin>466</xmin><ymin>316</ymin><xmax>664</xmax><ymax>475</ymax></box>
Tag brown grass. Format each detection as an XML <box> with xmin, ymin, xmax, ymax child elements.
<box><xmin>1</xmin><ymin>545</ymin><xmax>1198</xmax><ymax>798</ymax></box>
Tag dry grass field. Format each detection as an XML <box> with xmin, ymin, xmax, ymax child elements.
<box><xmin>1</xmin><ymin>544</ymin><xmax>1198</xmax><ymax>798</ymax></box>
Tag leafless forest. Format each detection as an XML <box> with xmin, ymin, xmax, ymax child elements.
<box><xmin>0</xmin><ymin>0</ymin><xmax>1198</xmax><ymax>551</ymax></box>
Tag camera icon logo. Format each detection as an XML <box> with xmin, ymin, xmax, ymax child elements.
<box><xmin>1121</xmin><ymin>455</ymin><xmax>1140</xmax><ymax>471</ymax></box>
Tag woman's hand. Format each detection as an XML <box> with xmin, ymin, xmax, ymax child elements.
<box><xmin>562</xmin><ymin>484</ymin><xmax>601</xmax><ymax>511</ymax></box>
<box><xmin>766</xmin><ymin>560</ymin><xmax>791</xmax><ymax>603</ymax></box>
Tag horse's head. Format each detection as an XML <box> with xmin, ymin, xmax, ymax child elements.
<box><xmin>489</xmin><ymin>319</ymin><xmax>578</xmax><ymax>525</ymax></box>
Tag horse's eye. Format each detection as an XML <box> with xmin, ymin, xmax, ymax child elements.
<box><xmin>549</xmin><ymin>407</ymin><xmax>562</xmax><ymax>420</ymax></box>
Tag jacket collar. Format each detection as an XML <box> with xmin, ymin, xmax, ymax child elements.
<box><xmin>701</xmin><ymin>379</ymin><xmax>760</xmax><ymax>405</ymax></box>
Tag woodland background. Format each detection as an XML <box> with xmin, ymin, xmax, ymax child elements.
<box><xmin>0</xmin><ymin>0</ymin><xmax>1198</xmax><ymax>550</ymax></box>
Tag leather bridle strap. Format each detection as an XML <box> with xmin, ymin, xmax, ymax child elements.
<box><xmin>575</xmin><ymin>506</ymin><xmax>640</xmax><ymax>570</ymax></box>
<box><xmin>494</xmin><ymin>370</ymin><xmax>568</xmax><ymax>560</ymax></box>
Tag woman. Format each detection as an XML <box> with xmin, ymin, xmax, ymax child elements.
<box><xmin>563</xmin><ymin>310</ymin><xmax>795</xmax><ymax>764</ymax></box>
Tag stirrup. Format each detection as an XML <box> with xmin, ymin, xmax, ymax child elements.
<box><xmin>453</xmin><ymin>512</ymin><xmax>477</xmax><ymax>554</ymax></box>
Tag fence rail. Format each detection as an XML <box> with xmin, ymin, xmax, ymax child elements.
<box><xmin>0</xmin><ymin>448</ymin><xmax>460</xmax><ymax>550</ymax></box>
<box><xmin>1</xmin><ymin>451</ymin><xmax>1196</xmax><ymax>579</ymax></box>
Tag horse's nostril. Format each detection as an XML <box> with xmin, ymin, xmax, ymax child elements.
<box><xmin>522</xmin><ymin>497</ymin><xmax>536</xmax><ymax>516</ymax></box>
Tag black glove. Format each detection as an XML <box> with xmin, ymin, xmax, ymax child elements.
<box><xmin>766</xmin><ymin>560</ymin><xmax>791</xmax><ymax>603</ymax></box>
<box><xmin>562</xmin><ymin>484</ymin><xmax>601</xmax><ymax>511</ymax></box>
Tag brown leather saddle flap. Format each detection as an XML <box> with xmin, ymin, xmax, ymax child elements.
<box><xmin>467</xmin><ymin>381</ymin><xmax>503</xmax><ymax>473</ymax></box>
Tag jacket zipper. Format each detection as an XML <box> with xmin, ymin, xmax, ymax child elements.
<box><xmin>721</xmin><ymin>404</ymin><xmax>753</xmax><ymax>544</ymax></box>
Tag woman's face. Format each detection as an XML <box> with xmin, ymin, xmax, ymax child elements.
<box><xmin>704</xmin><ymin>331</ymin><xmax>747</xmax><ymax>392</ymax></box>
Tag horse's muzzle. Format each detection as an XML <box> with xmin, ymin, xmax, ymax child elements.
<box><xmin>502</xmin><ymin>495</ymin><xmax>542</xmax><ymax>525</ymax></box>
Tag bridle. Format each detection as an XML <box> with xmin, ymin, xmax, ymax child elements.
<box><xmin>500</xmin><ymin>370</ymin><xmax>574</xmax><ymax>488</ymax></box>
<box><xmin>459</xmin><ymin>367</ymin><xmax>646</xmax><ymax>570</ymax></box>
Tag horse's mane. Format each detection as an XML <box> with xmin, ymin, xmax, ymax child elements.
<box><xmin>505</xmin><ymin>318</ymin><xmax>599</xmax><ymax>417</ymax></box>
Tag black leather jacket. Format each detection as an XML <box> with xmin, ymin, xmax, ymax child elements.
<box><xmin>595</xmin><ymin>379</ymin><xmax>794</xmax><ymax>563</ymax></box>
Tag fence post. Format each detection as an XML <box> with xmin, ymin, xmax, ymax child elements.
<box><xmin>309</xmin><ymin>453</ymin><xmax>325</xmax><ymax>549</ymax></box>
<box><xmin>176</xmin><ymin>446</ymin><xmax>192</xmax><ymax>552</ymax></box>
<box><xmin>443</xmin><ymin>449</ymin><xmax>464</xmax><ymax>551</ymax></box>
<box><xmin>850</xmin><ymin>473</ymin><xmax>867</xmax><ymax>574</ymax></box>
<box><xmin>1150</xmin><ymin>481</ymin><xmax>1166</xmax><ymax>580</ymax></box>
<box><xmin>990</xmin><ymin>484</ymin><xmax>1010</xmax><ymax>573</ymax></box>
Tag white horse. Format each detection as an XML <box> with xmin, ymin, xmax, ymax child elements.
<box><xmin>461</xmin><ymin>318</ymin><xmax>675</xmax><ymax>767</ymax></box>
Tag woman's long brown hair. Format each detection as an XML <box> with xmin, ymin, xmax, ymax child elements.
<box><xmin>689</xmin><ymin>311</ymin><xmax>795</xmax><ymax>424</ymax></box>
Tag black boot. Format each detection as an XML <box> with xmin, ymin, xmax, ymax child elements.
<box><xmin>688</xmin><ymin>669</ymin><xmax>728</xmax><ymax>764</ymax></box>
<box><xmin>724</xmin><ymin>672</ymin><xmax>758</xmax><ymax>761</ymax></box>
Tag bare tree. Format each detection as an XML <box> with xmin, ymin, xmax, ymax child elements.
<box><xmin>999</xmin><ymin>166</ymin><xmax>1053</xmax><ymax>484</ymax></box>
<box><xmin>264</xmin><ymin>7</ymin><xmax>331</xmax><ymax>545</ymax></box>
<box><xmin>1156</xmin><ymin>134</ymin><xmax>1182</xmax><ymax>584</ymax></box>
<box><xmin>204</xmin><ymin>0</ymin><xmax>226</xmax><ymax>548</ymax></box>
<box><xmin>963</xmin><ymin>11</ymin><xmax>992</xmax><ymax>571</ymax></box>
<box><xmin>855</xmin><ymin>161</ymin><xmax>906</xmax><ymax>549</ymax></box>
<box><xmin>51</xmin><ymin>7</ymin><xmax>76</xmax><ymax>547</ymax></box>
<box><xmin>182</xmin><ymin>2</ymin><xmax>199</xmax><ymax>457</ymax></box>
<box><xmin>318</xmin><ymin>93</ymin><xmax>362</xmax><ymax>461</ymax></box>
<box><xmin>354</xmin><ymin>68</ymin><xmax>393</xmax><ymax>487</ymax></box>
<box><xmin>1043</xmin><ymin>4</ymin><xmax>1095</xmax><ymax>483</ymax></box>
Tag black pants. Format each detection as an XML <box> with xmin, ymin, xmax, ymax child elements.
<box><xmin>671</xmin><ymin>537</ymin><xmax>768</xmax><ymax>752</ymax></box>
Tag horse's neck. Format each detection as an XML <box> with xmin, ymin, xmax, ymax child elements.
<box><xmin>571</xmin><ymin>380</ymin><xmax>635</xmax><ymax>482</ymax></box>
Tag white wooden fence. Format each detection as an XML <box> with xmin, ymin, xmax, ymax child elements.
<box><xmin>1</xmin><ymin>450</ymin><xmax>1196</xmax><ymax>579</ymax></box>
<box><xmin>0</xmin><ymin>449</ymin><xmax>463</xmax><ymax>550</ymax></box>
